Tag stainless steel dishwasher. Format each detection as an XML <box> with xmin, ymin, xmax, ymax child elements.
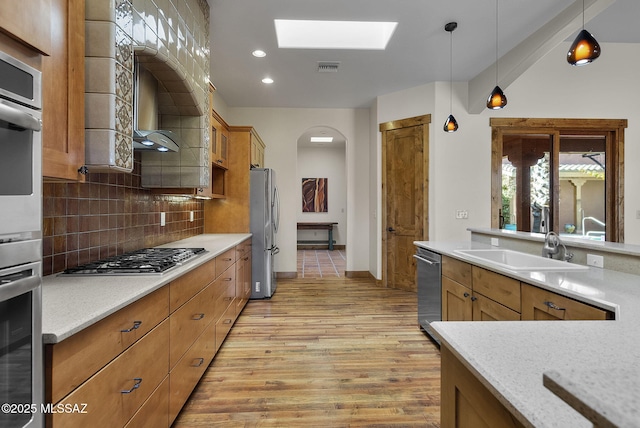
<box><xmin>414</xmin><ymin>246</ymin><xmax>442</xmax><ymax>344</ymax></box>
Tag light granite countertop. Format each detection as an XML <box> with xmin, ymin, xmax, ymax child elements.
<box><xmin>415</xmin><ymin>240</ymin><xmax>640</xmax><ymax>428</ymax></box>
<box><xmin>42</xmin><ymin>233</ymin><xmax>251</xmax><ymax>344</ymax></box>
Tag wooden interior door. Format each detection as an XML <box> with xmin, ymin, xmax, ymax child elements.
<box><xmin>380</xmin><ymin>115</ymin><xmax>430</xmax><ymax>292</ymax></box>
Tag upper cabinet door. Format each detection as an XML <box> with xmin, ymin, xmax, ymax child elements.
<box><xmin>0</xmin><ymin>0</ymin><xmax>51</xmax><ymax>55</ymax></box>
<box><xmin>42</xmin><ymin>0</ymin><xmax>85</xmax><ymax>181</ymax></box>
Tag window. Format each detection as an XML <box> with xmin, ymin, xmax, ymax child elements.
<box><xmin>490</xmin><ymin>118</ymin><xmax>626</xmax><ymax>242</ymax></box>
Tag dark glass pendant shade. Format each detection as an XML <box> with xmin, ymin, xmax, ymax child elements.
<box><xmin>443</xmin><ymin>115</ymin><xmax>458</xmax><ymax>132</ymax></box>
<box><xmin>486</xmin><ymin>85</ymin><xmax>507</xmax><ymax>110</ymax></box>
<box><xmin>567</xmin><ymin>29</ymin><xmax>601</xmax><ymax>66</ymax></box>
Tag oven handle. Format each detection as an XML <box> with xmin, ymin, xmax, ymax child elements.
<box><xmin>0</xmin><ymin>100</ymin><xmax>41</xmax><ymax>131</ymax></box>
<box><xmin>0</xmin><ymin>273</ymin><xmax>40</xmax><ymax>301</ymax></box>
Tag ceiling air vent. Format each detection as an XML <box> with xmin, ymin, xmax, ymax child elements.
<box><xmin>317</xmin><ymin>61</ymin><xmax>340</xmax><ymax>73</ymax></box>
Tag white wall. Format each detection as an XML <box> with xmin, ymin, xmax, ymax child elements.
<box><xmin>297</xmin><ymin>146</ymin><xmax>347</xmax><ymax>245</ymax></box>
<box><xmin>222</xmin><ymin>107</ymin><xmax>370</xmax><ymax>275</ymax></box>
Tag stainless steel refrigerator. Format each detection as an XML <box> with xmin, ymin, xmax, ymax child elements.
<box><xmin>250</xmin><ymin>168</ymin><xmax>280</xmax><ymax>298</ymax></box>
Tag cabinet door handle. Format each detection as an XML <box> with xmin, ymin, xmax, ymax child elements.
<box><xmin>470</xmin><ymin>296</ymin><xmax>478</xmax><ymax>302</ymax></box>
<box><xmin>544</xmin><ymin>301</ymin><xmax>565</xmax><ymax>311</ymax></box>
<box><xmin>121</xmin><ymin>378</ymin><xmax>142</xmax><ymax>394</ymax></box>
<box><xmin>192</xmin><ymin>313</ymin><xmax>205</xmax><ymax>320</ymax></box>
<box><xmin>223</xmin><ymin>257</ymin><xmax>233</xmax><ymax>261</ymax></box>
<box><xmin>223</xmin><ymin>319</ymin><xmax>232</xmax><ymax>325</ymax></box>
<box><xmin>121</xmin><ymin>320</ymin><xmax>142</xmax><ymax>333</ymax></box>
<box><xmin>224</xmin><ymin>296</ymin><xmax>233</xmax><ymax>302</ymax></box>
<box><xmin>223</xmin><ymin>277</ymin><xmax>233</xmax><ymax>281</ymax></box>
<box><xmin>192</xmin><ymin>358</ymin><xmax>205</xmax><ymax>368</ymax></box>
<box><xmin>463</xmin><ymin>292</ymin><xmax>470</xmax><ymax>298</ymax></box>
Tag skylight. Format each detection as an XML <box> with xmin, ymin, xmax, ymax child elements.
<box><xmin>274</xmin><ymin>19</ymin><xmax>398</xmax><ymax>50</ymax></box>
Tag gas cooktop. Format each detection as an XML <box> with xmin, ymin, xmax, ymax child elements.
<box><xmin>62</xmin><ymin>247</ymin><xmax>207</xmax><ymax>275</ymax></box>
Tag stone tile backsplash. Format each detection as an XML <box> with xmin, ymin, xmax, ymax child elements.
<box><xmin>42</xmin><ymin>153</ymin><xmax>204</xmax><ymax>276</ymax></box>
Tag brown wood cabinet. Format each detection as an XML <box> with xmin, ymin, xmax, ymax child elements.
<box><xmin>250</xmin><ymin>131</ymin><xmax>265</xmax><ymax>168</ymax></box>
<box><xmin>42</xmin><ymin>0</ymin><xmax>85</xmax><ymax>181</ymax></box>
<box><xmin>0</xmin><ymin>0</ymin><xmax>51</xmax><ymax>54</ymax></box>
<box><xmin>52</xmin><ymin>320</ymin><xmax>170</xmax><ymax>428</ymax></box>
<box><xmin>205</xmin><ymin>126</ymin><xmax>267</xmax><ymax>233</ymax></box>
<box><xmin>441</xmin><ymin>256</ymin><xmax>521</xmax><ymax>321</ymax></box>
<box><xmin>45</xmin><ymin>238</ymin><xmax>252</xmax><ymax>428</ymax></box>
<box><xmin>441</xmin><ymin>345</ymin><xmax>526</xmax><ymax>428</ymax></box>
<box><xmin>521</xmin><ymin>283</ymin><xmax>613</xmax><ymax>320</ymax></box>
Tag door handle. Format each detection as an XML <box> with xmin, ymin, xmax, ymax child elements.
<box><xmin>387</xmin><ymin>227</ymin><xmax>396</xmax><ymax>232</ymax></box>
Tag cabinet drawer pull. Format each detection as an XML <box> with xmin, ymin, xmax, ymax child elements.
<box><xmin>544</xmin><ymin>301</ymin><xmax>565</xmax><ymax>311</ymax></box>
<box><xmin>121</xmin><ymin>320</ymin><xmax>142</xmax><ymax>333</ymax></box>
<box><xmin>192</xmin><ymin>358</ymin><xmax>205</xmax><ymax>367</ymax></box>
<box><xmin>192</xmin><ymin>313</ymin><xmax>205</xmax><ymax>320</ymax></box>
<box><xmin>223</xmin><ymin>277</ymin><xmax>233</xmax><ymax>282</ymax></box>
<box><xmin>223</xmin><ymin>319</ymin><xmax>232</xmax><ymax>325</ymax></box>
<box><xmin>121</xmin><ymin>378</ymin><xmax>142</xmax><ymax>394</ymax></box>
<box><xmin>463</xmin><ymin>292</ymin><xmax>470</xmax><ymax>298</ymax></box>
<box><xmin>223</xmin><ymin>257</ymin><xmax>232</xmax><ymax>261</ymax></box>
<box><xmin>224</xmin><ymin>296</ymin><xmax>233</xmax><ymax>302</ymax></box>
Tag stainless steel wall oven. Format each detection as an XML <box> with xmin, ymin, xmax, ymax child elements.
<box><xmin>0</xmin><ymin>49</ymin><xmax>43</xmax><ymax>428</ymax></box>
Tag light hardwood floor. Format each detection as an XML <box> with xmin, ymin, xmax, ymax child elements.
<box><xmin>173</xmin><ymin>277</ymin><xmax>441</xmax><ymax>427</ymax></box>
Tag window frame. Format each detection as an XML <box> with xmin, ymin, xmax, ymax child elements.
<box><xmin>490</xmin><ymin>118</ymin><xmax>627</xmax><ymax>242</ymax></box>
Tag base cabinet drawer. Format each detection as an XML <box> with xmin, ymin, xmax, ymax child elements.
<box><xmin>521</xmin><ymin>284</ymin><xmax>612</xmax><ymax>320</ymax></box>
<box><xmin>124</xmin><ymin>375</ymin><xmax>169</xmax><ymax>428</ymax></box>
<box><xmin>169</xmin><ymin>284</ymin><xmax>215</xmax><ymax>368</ymax></box>
<box><xmin>51</xmin><ymin>320</ymin><xmax>170</xmax><ymax>428</ymax></box>
<box><xmin>215</xmin><ymin>303</ymin><xmax>236</xmax><ymax>352</ymax></box>
<box><xmin>47</xmin><ymin>287</ymin><xmax>169</xmax><ymax>404</ymax></box>
<box><xmin>169</xmin><ymin>320</ymin><xmax>217</xmax><ymax>424</ymax></box>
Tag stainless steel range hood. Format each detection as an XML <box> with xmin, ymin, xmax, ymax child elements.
<box><xmin>133</xmin><ymin>62</ymin><xmax>180</xmax><ymax>152</ymax></box>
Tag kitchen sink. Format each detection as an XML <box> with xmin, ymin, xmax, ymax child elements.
<box><xmin>454</xmin><ymin>249</ymin><xmax>589</xmax><ymax>271</ymax></box>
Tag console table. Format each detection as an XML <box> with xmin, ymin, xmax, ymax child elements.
<box><xmin>297</xmin><ymin>222</ymin><xmax>338</xmax><ymax>250</ymax></box>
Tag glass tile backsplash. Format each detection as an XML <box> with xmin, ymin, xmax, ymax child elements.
<box><xmin>42</xmin><ymin>154</ymin><xmax>204</xmax><ymax>276</ymax></box>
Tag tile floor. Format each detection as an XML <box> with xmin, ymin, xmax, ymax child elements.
<box><xmin>297</xmin><ymin>249</ymin><xmax>346</xmax><ymax>278</ymax></box>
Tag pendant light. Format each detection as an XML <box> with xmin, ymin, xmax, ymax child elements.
<box><xmin>567</xmin><ymin>0</ymin><xmax>601</xmax><ymax>66</ymax></box>
<box><xmin>487</xmin><ymin>0</ymin><xmax>507</xmax><ymax>110</ymax></box>
<box><xmin>444</xmin><ymin>22</ymin><xmax>458</xmax><ymax>133</ymax></box>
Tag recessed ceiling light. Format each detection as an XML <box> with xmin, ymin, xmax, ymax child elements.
<box><xmin>274</xmin><ymin>19</ymin><xmax>398</xmax><ymax>50</ymax></box>
<box><xmin>262</xmin><ymin>77</ymin><xmax>274</xmax><ymax>84</ymax></box>
<box><xmin>252</xmin><ymin>50</ymin><xmax>266</xmax><ymax>57</ymax></box>
<box><xmin>310</xmin><ymin>136</ymin><xmax>334</xmax><ymax>143</ymax></box>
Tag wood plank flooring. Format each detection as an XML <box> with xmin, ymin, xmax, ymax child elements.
<box><xmin>173</xmin><ymin>277</ymin><xmax>441</xmax><ymax>427</ymax></box>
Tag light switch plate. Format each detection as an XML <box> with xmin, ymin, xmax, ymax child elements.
<box><xmin>160</xmin><ymin>212</ymin><xmax>166</xmax><ymax>227</ymax></box>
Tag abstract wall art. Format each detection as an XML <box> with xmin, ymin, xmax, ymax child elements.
<box><xmin>302</xmin><ymin>178</ymin><xmax>328</xmax><ymax>212</ymax></box>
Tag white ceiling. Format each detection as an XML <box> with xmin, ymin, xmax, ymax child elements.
<box><xmin>207</xmin><ymin>0</ymin><xmax>639</xmax><ymax>109</ymax></box>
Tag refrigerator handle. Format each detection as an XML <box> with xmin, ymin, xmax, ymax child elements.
<box><xmin>271</xmin><ymin>246</ymin><xmax>280</xmax><ymax>255</ymax></box>
<box><xmin>273</xmin><ymin>186</ymin><xmax>280</xmax><ymax>233</ymax></box>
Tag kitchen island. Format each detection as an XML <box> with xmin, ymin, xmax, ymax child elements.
<box><xmin>416</xmin><ymin>240</ymin><xmax>640</xmax><ymax>428</ymax></box>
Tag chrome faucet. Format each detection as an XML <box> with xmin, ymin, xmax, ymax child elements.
<box><xmin>542</xmin><ymin>232</ymin><xmax>573</xmax><ymax>261</ymax></box>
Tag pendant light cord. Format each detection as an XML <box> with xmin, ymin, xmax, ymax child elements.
<box><xmin>495</xmin><ymin>0</ymin><xmax>499</xmax><ymax>86</ymax></box>
<box><xmin>449</xmin><ymin>29</ymin><xmax>453</xmax><ymax>114</ymax></box>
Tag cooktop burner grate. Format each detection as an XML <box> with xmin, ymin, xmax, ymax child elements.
<box><xmin>62</xmin><ymin>247</ymin><xmax>207</xmax><ymax>275</ymax></box>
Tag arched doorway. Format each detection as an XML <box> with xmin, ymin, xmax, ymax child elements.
<box><xmin>296</xmin><ymin>126</ymin><xmax>347</xmax><ymax>278</ymax></box>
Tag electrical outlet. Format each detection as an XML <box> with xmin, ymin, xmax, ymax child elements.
<box><xmin>587</xmin><ymin>254</ymin><xmax>604</xmax><ymax>268</ymax></box>
<box><xmin>255</xmin><ymin>281</ymin><xmax>261</xmax><ymax>292</ymax></box>
<box><xmin>160</xmin><ymin>212</ymin><xmax>166</xmax><ymax>227</ymax></box>
<box><xmin>455</xmin><ymin>210</ymin><xmax>469</xmax><ymax>219</ymax></box>
<box><xmin>190</xmin><ymin>211</ymin><xmax>194</xmax><ymax>222</ymax></box>
<box><xmin>491</xmin><ymin>238</ymin><xmax>499</xmax><ymax>246</ymax></box>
